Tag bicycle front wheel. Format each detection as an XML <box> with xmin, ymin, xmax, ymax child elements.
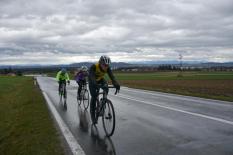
<box><xmin>102</xmin><ymin>99</ymin><xmax>115</xmax><ymax>137</ymax></box>
<box><xmin>63</xmin><ymin>99</ymin><xmax>67</xmax><ymax>110</ymax></box>
<box><xmin>77</xmin><ymin>90</ymin><xmax>82</xmax><ymax>106</ymax></box>
<box><xmin>63</xmin><ymin>88</ymin><xmax>67</xmax><ymax>110</ymax></box>
<box><xmin>83</xmin><ymin>89</ymin><xmax>89</xmax><ymax>110</ymax></box>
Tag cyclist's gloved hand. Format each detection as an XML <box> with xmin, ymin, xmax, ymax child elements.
<box><xmin>102</xmin><ymin>83</ymin><xmax>108</xmax><ymax>92</ymax></box>
<box><xmin>115</xmin><ymin>84</ymin><xmax>120</xmax><ymax>93</ymax></box>
<box><xmin>67</xmin><ymin>80</ymin><xmax>70</xmax><ymax>85</ymax></box>
<box><xmin>113</xmin><ymin>81</ymin><xmax>120</xmax><ymax>92</ymax></box>
<box><xmin>113</xmin><ymin>81</ymin><xmax>120</xmax><ymax>90</ymax></box>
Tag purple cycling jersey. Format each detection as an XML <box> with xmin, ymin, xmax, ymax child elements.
<box><xmin>75</xmin><ymin>71</ymin><xmax>87</xmax><ymax>82</ymax></box>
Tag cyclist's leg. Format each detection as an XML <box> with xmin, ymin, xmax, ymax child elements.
<box><xmin>78</xmin><ymin>81</ymin><xmax>82</xmax><ymax>99</ymax></box>
<box><xmin>89</xmin><ymin>82</ymin><xmax>99</xmax><ymax>124</ymax></box>
<box><xmin>83</xmin><ymin>79</ymin><xmax>87</xmax><ymax>85</ymax></box>
<box><xmin>58</xmin><ymin>80</ymin><xmax>62</xmax><ymax>94</ymax></box>
<box><xmin>99</xmin><ymin>79</ymin><xmax>109</xmax><ymax>94</ymax></box>
<box><xmin>62</xmin><ymin>80</ymin><xmax>67</xmax><ymax>98</ymax></box>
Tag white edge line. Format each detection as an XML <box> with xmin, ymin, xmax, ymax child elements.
<box><xmin>117</xmin><ymin>94</ymin><xmax>233</xmax><ymax>126</ymax></box>
<box><xmin>41</xmin><ymin>91</ymin><xmax>86</xmax><ymax>155</ymax></box>
<box><xmin>122</xmin><ymin>87</ymin><xmax>233</xmax><ymax>105</ymax></box>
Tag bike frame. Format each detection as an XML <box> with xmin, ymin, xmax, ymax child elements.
<box><xmin>78</xmin><ymin>82</ymin><xmax>89</xmax><ymax>109</ymax></box>
<box><xmin>81</xmin><ymin>82</ymin><xmax>88</xmax><ymax>96</ymax></box>
<box><xmin>95</xmin><ymin>86</ymin><xmax>117</xmax><ymax>137</ymax></box>
<box><xmin>96</xmin><ymin>86</ymin><xmax>116</xmax><ymax>115</ymax></box>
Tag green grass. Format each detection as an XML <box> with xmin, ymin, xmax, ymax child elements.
<box><xmin>49</xmin><ymin>70</ymin><xmax>233</xmax><ymax>102</ymax></box>
<box><xmin>113</xmin><ymin>71</ymin><xmax>233</xmax><ymax>80</ymax></box>
<box><xmin>0</xmin><ymin>76</ymin><xmax>65</xmax><ymax>155</ymax></box>
<box><xmin>113</xmin><ymin>71</ymin><xmax>233</xmax><ymax>102</ymax></box>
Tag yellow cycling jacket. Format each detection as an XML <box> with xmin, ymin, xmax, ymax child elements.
<box><xmin>94</xmin><ymin>63</ymin><xmax>107</xmax><ymax>81</ymax></box>
<box><xmin>88</xmin><ymin>63</ymin><xmax>117</xmax><ymax>83</ymax></box>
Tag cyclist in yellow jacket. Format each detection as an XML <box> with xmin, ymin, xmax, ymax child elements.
<box><xmin>56</xmin><ymin>68</ymin><xmax>70</xmax><ymax>95</ymax></box>
<box><xmin>88</xmin><ymin>55</ymin><xmax>120</xmax><ymax>124</ymax></box>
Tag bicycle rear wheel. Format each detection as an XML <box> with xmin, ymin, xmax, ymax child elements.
<box><xmin>63</xmin><ymin>85</ymin><xmax>67</xmax><ymax>110</ymax></box>
<box><xmin>63</xmin><ymin>98</ymin><xmax>67</xmax><ymax>110</ymax></box>
<box><xmin>102</xmin><ymin>99</ymin><xmax>115</xmax><ymax>137</ymax></box>
<box><xmin>83</xmin><ymin>89</ymin><xmax>89</xmax><ymax>110</ymax></box>
<box><xmin>77</xmin><ymin>90</ymin><xmax>82</xmax><ymax>105</ymax></box>
<box><xmin>59</xmin><ymin>93</ymin><xmax>63</xmax><ymax>105</ymax></box>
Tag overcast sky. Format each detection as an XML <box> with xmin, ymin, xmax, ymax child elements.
<box><xmin>1</xmin><ymin>0</ymin><xmax>233</xmax><ymax>65</ymax></box>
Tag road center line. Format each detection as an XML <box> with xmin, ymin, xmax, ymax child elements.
<box><xmin>117</xmin><ymin>94</ymin><xmax>233</xmax><ymax>126</ymax></box>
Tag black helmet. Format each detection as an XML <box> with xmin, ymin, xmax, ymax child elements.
<box><xmin>99</xmin><ymin>55</ymin><xmax>111</xmax><ymax>65</ymax></box>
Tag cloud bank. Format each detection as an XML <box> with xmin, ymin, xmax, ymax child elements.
<box><xmin>1</xmin><ymin>0</ymin><xmax>233</xmax><ymax>65</ymax></box>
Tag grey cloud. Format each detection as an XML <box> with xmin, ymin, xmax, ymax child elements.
<box><xmin>0</xmin><ymin>0</ymin><xmax>233</xmax><ymax>65</ymax></box>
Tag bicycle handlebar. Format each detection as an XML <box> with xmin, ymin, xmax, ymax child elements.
<box><xmin>97</xmin><ymin>85</ymin><xmax>119</xmax><ymax>95</ymax></box>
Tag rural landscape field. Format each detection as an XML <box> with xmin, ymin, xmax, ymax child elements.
<box><xmin>0</xmin><ymin>76</ymin><xmax>65</xmax><ymax>155</ymax></box>
<box><xmin>48</xmin><ymin>70</ymin><xmax>233</xmax><ymax>102</ymax></box>
<box><xmin>1</xmin><ymin>70</ymin><xmax>233</xmax><ymax>154</ymax></box>
<box><xmin>113</xmin><ymin>71</ymin><xmax>233</xmax><ymax>102</ymax></box>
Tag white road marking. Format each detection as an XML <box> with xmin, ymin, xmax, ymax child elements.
<box><xmin>122</xmin><ymin>87</ymin><xmax>233</xmax><ymax>106</ymax></box>
<box><xmin>117</xmin><ymin>94</ymin><xmax>233</xmax><ymax>126</ymax></box>
<box><xmin>42</xmin><ymin>92</ymin><xmax>86</xmax><ymax>155</ymax></box>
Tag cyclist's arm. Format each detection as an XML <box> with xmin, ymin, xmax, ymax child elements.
<box><xmin>65</xmin><ymin>73</ymin><xmax>70</xmax><ymax>81</ymax></box>
<box><xmin>107</xmin><ymin>68</ymin><xmax>120</xmax><ymax>92</ymax></box>
<box><xmin>56</xmin><ymin>71</ymin><xmax>61</xmax><ymax>81</ymax></box>
<box><xmin>89</xmin><ymin>64</ymin><xmax>97</xmax><ymax>85</ymax></box>
<box><xmin>107</xmin><ymin>67</ymin><xmax>117</xmax><ymax>84</ymax></box>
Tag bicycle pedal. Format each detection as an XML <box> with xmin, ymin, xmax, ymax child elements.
<box><xmin>105</xmin><ymin>113</ymin><xmax>112</xmax><ymax>119</ymax></box>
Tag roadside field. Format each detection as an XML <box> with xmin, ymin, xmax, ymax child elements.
<box><xmin>0</xmin><ymin>76</ymin><xmax>65</xmax><ymax>155</ymax></box>
<box><xmin>47</xmin><ymin>70</ymin><xmax>233</xmax><ymax>102</ymax></box>
<box><xmin>114</xmin><ymin>71</ymin><xmax>233</xmax><ymax>80</ymax></box>
<box><xmin>113</xmin><ymin>71</ymin><xmax>233</xmax><ymax>102</ymax></box>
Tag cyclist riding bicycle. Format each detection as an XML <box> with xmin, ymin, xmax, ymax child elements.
<box><xmin>88</xmin><ymin>55</ymin><xmax>120</xmax><ymax>124</ymax></box>
<box><xmin>75</xmin><ymin>66</ymin><xmax>88</xmax><ymax>99</ymax></box>
<box><xmin>56</xmin><ymin>68</ymin><xmax>70</xmax><ymax>95</ymax></box>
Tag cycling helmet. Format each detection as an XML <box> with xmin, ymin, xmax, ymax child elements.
<box><xmin>81</xmin><ymin>66</ymin><xmax>88</xmax><ymax>72</ymax></box>
<box><xmin>99</xmin><ymin>55</ymin><xmax>111</xmax><ymax>65</ymax></box>
<box><xmin>61</xmin><ymin>68</ymin><xmax>67</xmax><ymax>74</ymax></box>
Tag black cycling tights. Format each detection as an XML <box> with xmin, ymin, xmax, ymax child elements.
<box><xmin>88</xmin><ymin>79</ymin><xmax>108</xmax><ymax>122</ymax></box>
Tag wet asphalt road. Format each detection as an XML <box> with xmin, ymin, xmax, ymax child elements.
<box><xmin>37</xmin><ymin>76</ymin><xmax>233</xmax><ymax>155</ymax></box>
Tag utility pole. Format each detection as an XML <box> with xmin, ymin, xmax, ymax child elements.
<box><xmin>179</xmin><ymin>54</ymin><xmax>183</xmax><ymax>69</ymax></box>
<box><xmin>178</xmin><ymin>54</ymin><xmax>183</xmax><ymax>77</ymax></box>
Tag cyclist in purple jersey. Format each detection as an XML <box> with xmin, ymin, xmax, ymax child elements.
<box><xmin>75</xmin><ymin>66</ymin><xmax>88</xmax><ymax>99</ymax></box>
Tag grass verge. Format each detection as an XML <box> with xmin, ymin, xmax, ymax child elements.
<box><xmin>0</xmin><ymin>76</ymin><xmax>65</xmax><ymax>155</ymax></box>
<box><xmin>119</xmin><ymin>79</ymin><xmax>233</xmax><ymax>102</ymax></box>
<box><xmin>113</xmin><ymin>71</ymin><xmax>233</xmax><ymax>102</ymax></box>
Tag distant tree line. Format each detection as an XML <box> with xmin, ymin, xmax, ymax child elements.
<box><xmin>1</xmin><ymin>65</ymin><xmax>232</xmax><ymax>76</ymax></box>
<box><xmin>0</xmin><ymin>66</ymin><xmax>78</xmax><ymax>76</ymax></box>
<box><xmin>157</xmin><ymin>65</ymin><xmax>179</xmax><ymax>71</ymax></box>
<box><xmin>0</xmin><ymin>67</ymin><xmax>23</xmax><ymax>76</ymax></box>
<box><xmin>116</xmin><ymin>65</ymin><xmax>233</xmax><ymax>72</ymax></box>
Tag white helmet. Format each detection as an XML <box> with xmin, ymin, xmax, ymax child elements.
<box><xmin>99</xmin><ymin>55</ymin><xmax>111</xmax><ymax>65</ymax></box>
<box><xmin>81</xmin><ymin>66</ymin><xmax>88</xmax><ymax>71</ymax></box>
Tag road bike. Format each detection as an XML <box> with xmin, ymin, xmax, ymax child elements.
<box><xmin>92</xmin><ymin>85</ymin><xmax>119</xmax><ymax>137</ymax></box>
<box><xmin>77</xmin><ymin>82</ymin><xmax>89</xmax><ymax>110</ymax></box>
<box><xmin>59</xmin><ymin>81</ymin><xmax>67</xmax><ymax>110</ymax></box>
